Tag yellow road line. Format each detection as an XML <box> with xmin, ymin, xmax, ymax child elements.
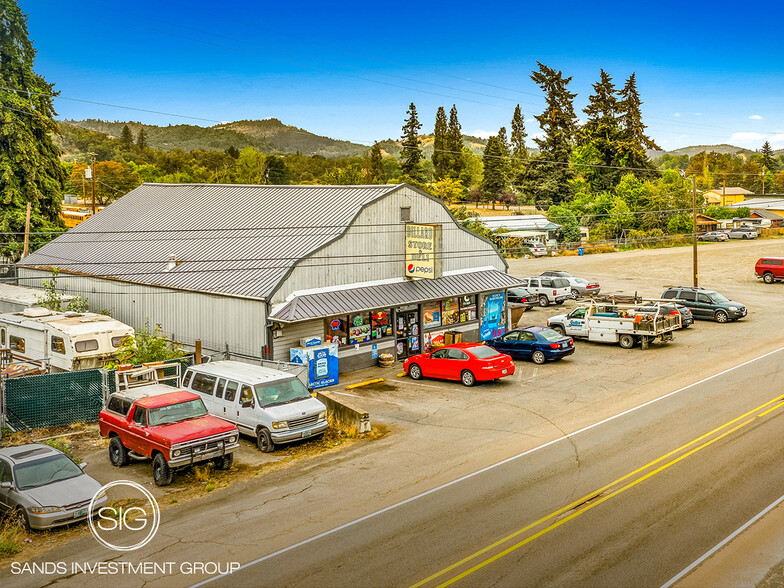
<box><xmin>412</xmin><ymin>393</ymin><xmax>784</xmax><ymax>588</ymax></box>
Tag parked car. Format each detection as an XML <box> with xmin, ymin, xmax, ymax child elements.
<box><xmin>633</xmin><ymin>303</ymin><xmax>694</xmax><ymax>329</ymax></box>
<box><xmin>541</xmin><ymin>271</ymin><xmax>601</xmax><ymax>299</ymax></box>
<box><xmin>485</xmin><ymin>326</ymin><xmax>574</xmax><ymax>364</ymax></box>
<box><xmin>99</xmin><ymin>389</ymin><xmax>239</xmax><ymax>486</ymax></box>
<box><xmin>506</xmin><ymin>287</ymin><xmax>536</xmax><ymax>309</ymax></box>
<box><xmin>698</xmin><ymin>231</ymin><xmax>729</xmax><ymax>242</ymax></box>
<box><xmin>0</xmin><ymin>443</ymin><xmax>107</xmax><ymax>530</ymax></box>
<box><xmin>661</xmin><ymin>286</ymin><xmax>747</xmax><ymax>323</ymax></box>
<box><xmin>727</xmin><ymin>226</ymin><xmax>759</xmax><ymax>239</ymax></box>
<box><xmin>755</xmin><ymin>257</ymin><xmax>784</xmax><ymax>284</ymax></box>
<box><xmin>182</xmin><ymin>361</ymin><xmax>328</xmax><ymax>453</ymax></box>
<box><xmin>525</xmin><ymin>243</ymin><xmax>547</xmax><ymax>257</ymax></box>
<box><xmin>519</xmin><ymin>276</ymin><xmax>571</xmax><ymax>307</ymax></box>
<box><xmin>404</xmin><ymin>343</ymin><xmax>515</xmax><ymax>386</ymax></box>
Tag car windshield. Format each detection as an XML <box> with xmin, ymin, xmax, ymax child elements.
<box><xmin>255</xmin><ymin>378</ymin><xmax>311</xmax><ymax>408</ymax></box>
<box><xmin>14</xmin><ymin>454</ymin><xmax>83</xmax><ymax>490</ymax></box>
<box><xmin>470</xmin><ymin>346</ymin><xmax>502</xmax><ymax>359</ymax></box>
<box><xmin>147</xmin><ymin>399</ymin><xmax>207</xmax><ymax>426</ymax></box>
<box><xmin>539</xmin><ymin>329</ymin><xmax>564</xmax><ymax>342</ymax></box>
<box><xmin>709</xmin><ymin>292</ymin><xmax>731</xmax><ymax>303</ymax></box>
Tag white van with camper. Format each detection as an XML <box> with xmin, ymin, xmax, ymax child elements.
<box><xmin>181</xmin><ymin>361</ymin><xmax>328</xmax><ymax>453</ymax></box>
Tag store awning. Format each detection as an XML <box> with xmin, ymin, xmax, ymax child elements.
<box><xmin>269</xmin><ymin>269</ymin><xmax>523</xmax><ymax>323</ymax></box>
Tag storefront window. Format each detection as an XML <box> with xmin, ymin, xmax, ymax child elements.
<box><xmin>348</xmin><ymin>312</ymin><xmax>371</xmax><ymax>344</ymax></box>
<box><xmin>325</xmin><ymin>316</ymin><xmax>348</xmax><ymax>345</ymax></box>
<box><xmin>423</xmin><ymin>302</ymin><xmax>441</xmax><ymax>328</ymax></box>
<box><xmin>442</xmin><ymin>297</ymin><xmax>460</xmax><ymax>325</ymax></box>
<box><xmin>459</xmin><ymin>295</ymin><xmax>477</xmax><ymax>322</ymax></box>
<box><xmin>371</xmin><ymin>310</ymin><xmax>393</xmax><ymax>339</ymax></box>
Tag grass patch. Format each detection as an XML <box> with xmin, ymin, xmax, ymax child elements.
<box><xmin>0</xmin><ymin>522</ymin><xmax>23</xmax><ymax>556</ymax></box>
<box><xmin>204</xmin><ymin>483</ymin><xmax>215</xmax><ymax>492</ymax></box>
<box><xmin>42</xmin><ymin>439</ymin><xmax>80</xmax><ymax>464</ymax></box>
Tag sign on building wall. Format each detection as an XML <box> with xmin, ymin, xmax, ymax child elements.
<box><xmin>405</xmin><ymin>223</ymin><xmax>441</xmax><ymax>280</ymax></box>
<box><xmin>480</xmin><ymin>291</ymin><xmax>506</xmax><ymax>341</ymax></box>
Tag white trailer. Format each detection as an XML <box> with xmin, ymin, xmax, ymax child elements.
<box><xmin>0</xmin><ymin>308</ymin><xmax>134</xmax><ymax>372</ymax></box>
<box><xmin>547</xmin><ymin>300</ymin><xmax>680</xmax><ymax>349</ymax></box>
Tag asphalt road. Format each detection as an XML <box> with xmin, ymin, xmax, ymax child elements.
<box><xmin>201</xmin><ymin>347</ymin><xmax>784</xmax><ymax>588</ymax></box>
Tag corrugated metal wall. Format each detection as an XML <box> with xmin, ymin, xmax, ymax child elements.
<box><xmin>17</xmin><ymin>269</ymin><xmax>267</xmax><ymax>358</ymax></box>
<box><xmin>271</xmin><ymin>319</ymin><xmax>323</xmax><ymax>362</ymax></box>
<box><xmin>274</xmin><ymin>186</ymin><xmax>505</xmax><ymax>303</ymax></box>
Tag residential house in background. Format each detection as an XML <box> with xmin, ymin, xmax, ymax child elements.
<box><xmin>704</xmin><ymin>187</ymin><xmax>753</xmax><ymax>206</ymax></box>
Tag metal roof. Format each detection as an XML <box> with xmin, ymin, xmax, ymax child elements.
<box><xmin>478</xmin><ymin>215</ymin><xmax>560</xmax><ymax>231</ymax></box>
<box><xmin>269</xmin><ymin>268</ymin><xmax>523</xmax><ymax>323</ymax></box>
<box><xmin>750</xmin><ymin>209</ymin><xmax>784</xmax><ymax>220</ymax></box>
<box><xmin>19</xmin><ymin>183</ymin><xmax>404</xmax><ymax>300</ymax></box>
<box><xmin>705</xmin><ymin>187</ymin><xmax>754</xmax><ymax>195</ymax></box>
<box><xmin>727</xmin><ymin>198</ymin><xmax>784</xmax><ymax>209</ymax></box>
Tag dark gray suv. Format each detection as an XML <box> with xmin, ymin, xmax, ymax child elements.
<box><xmin>661</xmin><ymin>287</ymin><xmax>747</xmax><ymax>323</ymax></box>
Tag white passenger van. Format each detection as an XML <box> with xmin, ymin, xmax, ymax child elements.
<box><xmin>181</xmin><ymin>360</ymin><xmax>328</xmax><ymax>452</ymax></box>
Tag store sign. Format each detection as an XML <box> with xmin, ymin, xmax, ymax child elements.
<box><xmin>405</xmin><ymin>224</ymin><xmax>441</xmax><ymax>280</ymax></box>
<box><xmin>480</xmin><ymin>291</ymin><xmax>506</xmax><ymax>341</ymax></box>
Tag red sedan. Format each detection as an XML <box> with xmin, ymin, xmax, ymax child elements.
<box><xmin>404</xmin><ymin>343</ymin><xmax>515</xmax><ymax>386</ymax></box>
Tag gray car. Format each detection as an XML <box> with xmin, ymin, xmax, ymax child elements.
<box><xmin>0</xmin><ymin>443</ymin><xmax>107</xmax><ymax>530</ymax></box>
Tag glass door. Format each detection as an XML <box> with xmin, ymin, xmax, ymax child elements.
<box><xmin>395</xmin><ymin>309</ymin><xmax>421</xmax><ymax>359</ymax></box>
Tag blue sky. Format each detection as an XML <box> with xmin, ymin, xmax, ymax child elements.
<box><xmin>20</xmin><ymin>0</ymin><xmax>784</xmax><ymax>151</ymax></box>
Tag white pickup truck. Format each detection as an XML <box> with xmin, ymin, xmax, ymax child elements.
<box><xmin>547</xmin><ymin>301</ymin><xmax>680</xmax><ymax>349</ymax></box>
<box><xmin>519</xmin><ymin>276</ymin><xmax>571</xmax><ymax>307</ymax></box>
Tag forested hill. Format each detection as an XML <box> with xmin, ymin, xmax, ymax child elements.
<box><xmin>60</xmin><ymin>118</ymin><xmax>370</xmax><ymax>158</ymax></box>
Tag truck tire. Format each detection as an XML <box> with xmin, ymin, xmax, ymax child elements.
<box><xmin>538</xmin><ymin>295</ymin><xmax>549</xmax><ymax>307</ymax></box>
<box><xmin>152</xmin><ymin>453</ymin><xmax>173</xmax><ymax>486</ymax></box>
<box><xmin>551</xmin><ymin>325</ymin><xmax>565</xmax><ymax>336</ymax></box>
<box><xmin>619</xmin><ymin>334</ymin><xmax>635</xmax><ymax>349</ymax></box>
<box><xmin>214</xmin><ymin>453</ymin><xmax>234</xmax><ymax>470</ymax></box>
<box><xmin>109</xmin><ymin>436</ymin><xmax>130</xmax><ymax>467</ymax></box>
<box><xmin>763</xmin><ymin>272</ymin><xmax>775</xmax><ymax>284</ymax></box>
<box><xmin>257</xmin><ymin>428</ymin><xmax>274</xmax><ymax>453</ymax></box>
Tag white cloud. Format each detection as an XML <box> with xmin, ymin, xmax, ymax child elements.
<box><xmin>526</xmin><ymin>118</ymin><xmax>536</xmax><ymax>123</ymax></box>
<box><xmin>673</xmin><ymin>112</ymin><xmax>681</xmax><ymax>117</ymax></box>
<box><xmin>768</xmin><ymin>133</ymin><xmax>784</xmax><ymax>148</ymax></box>
<box><xmin>470</xmin><ymin>129</ymin><xmax>493</xmax><ymax>139</ymax></box>
<box><xmin>731</xmin><ymin>132</ymin><xmax>766</xmax><ymax>142</ymax></box>
<box><xmin>695</xmin><ymin>113</ymin><xmax>703</xmax><ymax>116</ymax></box>
<box><xmin>749</xmin><ymin>114</ymin><xmax>763</xmax><ymax>120</ymax></box>
<box><xmin>530</xmin><ymin>132</ymin><xmax>545</xmax><ymax>141</ymax></box>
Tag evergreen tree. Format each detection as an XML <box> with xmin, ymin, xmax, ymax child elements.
<box><xmin>481</xmin><ymin>135</ymin><xmax>506</xmax><ymax>209</ymax></box>
<box><xmin>120</xmin><ymin>124</ymin><xmax>134</xmax><ymax>148</ymax></box>
<box><xmin>760</xmin><ymin>140</ymin><xmax>778</xmax><ymax>172</ymax></box>
<box><xmin>0</xmin><ymin>0</ymin><xmax>65</xmax><ymax>259</ymax></box>
<box><xmin>400</xmin><ymin>102</ymin><xmax>424</xmax><ymax>181</ymax></box>
<box><xmin>446</xmin><ymin>104</ymin><xmax>465</xmax><ymax>180</ymax></box>
<box><xmin>580</xmin><ymin>69</ymin><xmax>621</xmax><ymax>190</ymax></box>
<box><xmin>368</xmin><ymin>142</ymin><xmax>386</xmax><ymax>184</ymax></box>
<box><xmin>510</xmin><ymin>104</ymin><xmax>527</xmax><ymax>161</ymax></box>
<box><xmin>263</xmin><ymin>155</ymin><xmax>289</xmax><ymax>185</ymax></box>
<box><xmin>617</xmin><ymin>73</ymin><xmax>660</xmax><ymax>175</ymax></box>
<box><xmin>225</xmin><ymin>145</ymin><xmax>240</xmax><ymax>159</ymax></box>
<box><xmin>432</xmin><ymin>106</ymin><xmax>449</xmax><ymax>180</ymax></box>
<box><xmin>529</xmin><ymin>62</ymin><xmax>579</xmax><ymax>207</ymax></box>
<box><xmin>136</xmin><ymin>127</ymin><xmax>148</xmax><ymax>149</ymax></box>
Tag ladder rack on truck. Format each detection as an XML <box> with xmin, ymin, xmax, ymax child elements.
<box><xmin>547</xmin><ymin>300</ymin><xmax>681</xmax><ymax>349</ymax></box>
<box><xmin>111</xmin><ymin>362</ymin><xmax>182</xmax><ymax>401</ymax></box>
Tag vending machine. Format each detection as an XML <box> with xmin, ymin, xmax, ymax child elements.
<box><xmin>290</xmin><ymin>341</ymin><xmax>339</xmax><ymax>389</ymax></box>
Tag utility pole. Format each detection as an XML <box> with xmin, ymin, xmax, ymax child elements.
<box><xmin>762</xmin><ymin>167</ymin><xmax>766</xmax><ymax>195</ymax></box>
<box><xmin>721</xmin><ymin>180</ymin><xmax>726</xmax><ymax>207</ymax></box>
<box><xmin>90</xmin><ymin>153</ymin><xmax>97</xmax><ymax>215</ymax></box>
<box><xmin>680</xmin><ymin>170</ymin><xmax>699</xmax><ymax>287</ymax></box>
<box><xmin>21</xmin><ymin>201</ymin><xmax>31</xmax><ymax>258</ymax></box>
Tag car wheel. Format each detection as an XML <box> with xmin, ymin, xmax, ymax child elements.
<box><xmin>763</xmin><ymin>272</ymin><xmax>775</xmax><ymax>284</ymax></box>
<box><xmin>715</xmin><ymin>310</ymin><xmax>729</xmax><ymax>323</ymax></box>
<box><xmin>570</xmin><ymin>289</ymin><xmax>579</xmax><ymax>300</ymax></box>
<box><xmin>619</xmin><ymin>334</ymin><xmax>635</xmax><ymax>349</ymax></box>
<box><xmin>538</xmin><ymin>295</ymin><xmax>549</xmax><ymax>307</ymax></box>
<box><xmin>257</xmin><ymin>428</ymin><xmax>274</xmax><ymax>453</ymax></box>
<box><xmin>409</xmin><ymin>364</ymin><xmax>423</xmax><ymax>380</ymax></box>
<box><xmin>743</xmin><ymin>234</ymin><xmax>749</xmax><ymax>239</ymax></box>
<box><xmin>152</xmin><ymin>453</ymin><xmax>173</xmax><ymax>487</ymax></box>
<box><xmin>214</xmin><ymin>453</ymin><xmax>234</xmax><ymax>470</ymax></box>
<box><xmin>109</xmin><ymin>436</ymin><xmax>130</xmax><ymax>467</ymax></box>
<box><xmin>461</xmin><ymin>370</ymin><xmax>476</xmax><ymax>387</ymax></box>
<box><xmin>14</xmin><ymin>507</ymin><xmax>30</xmax><ymax>531</ymax></box>
<box><xmin>551</xmin><ymin>325</ymin><xmax>565</xmax><ymax>336</ymax></box>
<box><xmin>532</xmin><ymin>351</ymin><xmax>546</xmax><ymax>365</ymax></box>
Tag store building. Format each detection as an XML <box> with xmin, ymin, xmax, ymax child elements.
<box><xmin>17</xmin><ymin>183</ymin><xmax>521</xmax><ymax>374</ymax></box>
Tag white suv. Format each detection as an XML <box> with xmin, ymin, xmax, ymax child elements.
<box><xmin>519</xmin><ymin>276</ymin><xmax>571</xmax><ymax>307</ymax></box>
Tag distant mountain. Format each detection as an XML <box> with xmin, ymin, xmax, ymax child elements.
<box><xmin>650</xmin><ymin>144</ymin><xmax>754</xmax><ymax>158</ymax></box>
<box><xmin>375</xmin><ymin>134</ymin><xmax>488</xmax><ymax>159</ymax></box>
<box><xmin>61</xmin><ymin>118</ymin><xmax>370</xmax><ymax>159</ymax></box>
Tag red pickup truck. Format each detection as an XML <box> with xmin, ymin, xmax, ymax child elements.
<box><xmin>99</xmin><ymin>388</ymin><xmax>240</xmax><ymax>486</ymax></box>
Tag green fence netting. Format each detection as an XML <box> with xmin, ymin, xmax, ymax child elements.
<box><xmin>4</xmin><ymin>369</ymin><xmax>104</xmax><ymax>430</ymax></box>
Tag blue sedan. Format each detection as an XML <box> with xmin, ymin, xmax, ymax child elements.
<box><xmin>486</xmin><ymin>326</ymin><xmax>575</xmax><ymax>364</ymax></box>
